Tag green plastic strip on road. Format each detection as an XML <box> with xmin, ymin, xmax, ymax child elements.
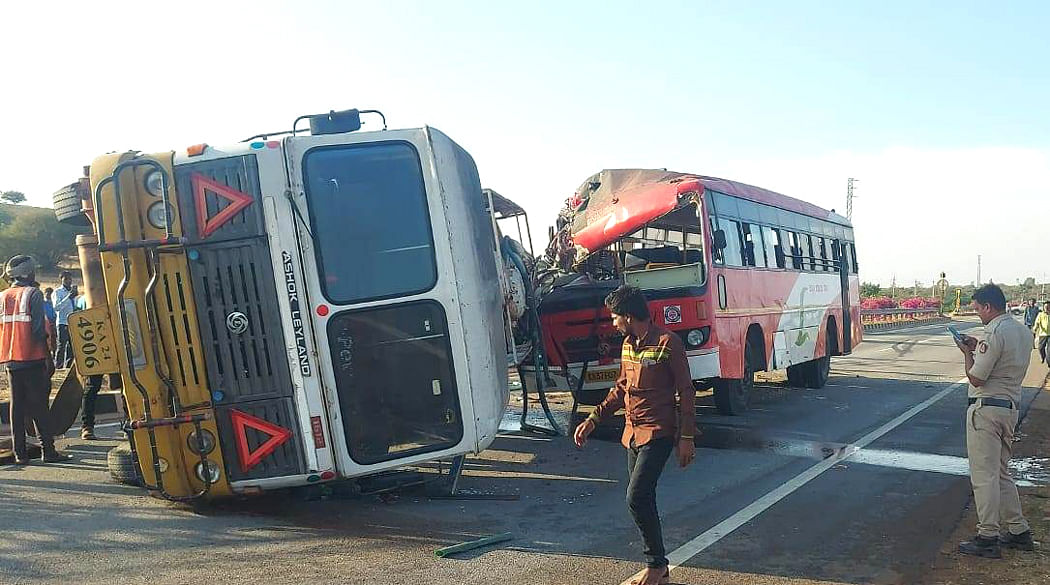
<box><xmin>434</xmin><ymin>532</ymin><xmax>513</xmax><ymax>558</ymax></box>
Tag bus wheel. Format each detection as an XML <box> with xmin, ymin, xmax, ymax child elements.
<box><xmin>714</xmin><ymin>347</ymin><xmax>755</xmax><ymax>415</ymax></box>
<box><xmin>804</xmin><ymin>355</ymin><xmax>831</xmax><ymax>389</ymax></box>
<box><xmin>107</xmin><ymin>443</ymin><xmax>142</xmax><ymax>487</ymax></box>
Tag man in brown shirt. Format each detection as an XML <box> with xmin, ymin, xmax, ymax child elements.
<box><xmin>574</xmin><ymin>285</ymin><xmax>696</xmax><ymax>585</ymax></box>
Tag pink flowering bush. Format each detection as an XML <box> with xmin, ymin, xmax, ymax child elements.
<box><xmin>860</xmin><ymin>296</ymin><xmax>897</xmax><ymax>310</ymax></box>
<box><xmin>898</xmin><ymin>297</ymin><xmax>940</xmax><ymax>309</ymax></box>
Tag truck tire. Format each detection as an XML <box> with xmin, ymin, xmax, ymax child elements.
<box><xmin>52</xmin><ymin>183</ymin><xmax>90</xmax><ymax>226</ymax></box>
<box><xmin>714</xmin><ymin>344</ymin><xmax>755</xmax><ymax>415</ymax></box>
<box><xmin>107</xmin><ymin>443</ymin><xmax>142</xmax><ymax>487</ymax></box>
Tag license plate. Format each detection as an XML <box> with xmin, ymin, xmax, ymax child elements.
<box><xmin>585</xmin><ymin>369</ymin><xmax>619</xmax><ymax>383</ymax></box>
<box><xmin>70</xmin><ymin>307</ymin><xmax>120</xmax><ymax>376</ymax></box>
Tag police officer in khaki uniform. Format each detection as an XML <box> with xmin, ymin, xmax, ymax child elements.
<box><xmin>955</xmin><ymin>284</ymin><xmax>1035</xmax><ymax>557</ymax></box>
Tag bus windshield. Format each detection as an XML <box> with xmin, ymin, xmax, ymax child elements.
<box><xmin>572</xmin><ymin>201</ymin><xmax>707</xmax><ymax>285</ymax></box>
<box><xmin>619</xmin><ymin>202</ymin><xmax>705</xmax><ymax>278</ymax></box>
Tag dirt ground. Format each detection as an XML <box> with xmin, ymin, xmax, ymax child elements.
<box><xmin>923</xmin><ymin>382</ymin><xmax>1050</xmax><ymax>584</ymax></box>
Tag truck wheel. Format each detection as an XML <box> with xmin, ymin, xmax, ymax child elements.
<box><xmin>714</xmin><ymin>345</ymin><xmax>755</xmax><ymax>415</ymax></box>
<box><xmin>107</xmin><ymin>443</ymin><xmax>142</xmax><ymax>487</ymax></box>
<box><xmin>804</xmin><ymin>355</ymin><xmax>831</xmax><ymax>389</ymax></box>
<box><xmin>52</xmin><ymin>182</ymin><xmax>90</xmax><ymax>226</ymax></box>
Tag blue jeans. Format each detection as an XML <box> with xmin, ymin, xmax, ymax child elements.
<box><xmin>626</xmin><ymin>436</ymin><xmax>674</xmax><ymax>568</ymax></box>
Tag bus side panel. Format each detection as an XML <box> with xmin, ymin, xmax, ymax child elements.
<box><xmin>715</xmin><ymin>267</ymin><xmax>844</xmax><ymax>378</ymax></box>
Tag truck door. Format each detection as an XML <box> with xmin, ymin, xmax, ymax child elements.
<box><xmin>285</xmin><ymin>132</ymin><xmax>472</xmax><ymax>469</ymax></box>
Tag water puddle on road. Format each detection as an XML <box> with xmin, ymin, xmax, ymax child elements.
<box><xmin>1012</xmin><ymin>457</ymin><xmax>1050</xmax><ymax>487</ymax></box>
<box><xmin>695</xmin><ymin>425</ymin><xmax>852</xmax><ymax>460</ymax></box>
<box><xmin>499</xmin><ymin>406</ymin><xmax>570</xmax><ymax>434</ymax></box>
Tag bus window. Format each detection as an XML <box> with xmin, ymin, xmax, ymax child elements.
<box><xmin>710</xmin><ymin>218</ymin><xmax>724</xmax><ymax>265</ymax></box>
<box><xmin>741</xmin><ymin>223</ymin><xmax>760</xmax><ymax>267</ymax></box>
<box><xmin>817</xmin><ymin>237</ymin><xmax>829</xmax><ymax>271</ymax></box>
<box><xmin>722</xmin><ymin>219</ymin><xmax>744</xmax><ymax>267</ymax></box>
<box><xmin>762</xmin><ymin>226</ymin><xmax>784</xmax><ymax>269</ymax></box>
<box><xmin>755</xmin><ymin>224</ymin><xmax>772</xmax><ymax>267</ymax></box>
<box><xmin>801</xmin><ymin>234</ymin><xmax>815</xmax><ymax>271</ymax></box>
<box><xmin>787</xmin><ymin>231</ymin><xmax>803</xmax><ymax>270</ymax></box>
<box><xmin>850</xmin><ymin>243</ymin><xmax>859</xmax><ymax>273</ymax></box>
<box><xmin>831</xmin><ymin>238</ymin><xmax>841</xmax><ymax>270</ymax></box>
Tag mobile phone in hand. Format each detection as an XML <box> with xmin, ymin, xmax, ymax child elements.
<box><xmin>947</xmin><ymin>325</ymin><xmax>965</xmax><ymax>343</ymax></box>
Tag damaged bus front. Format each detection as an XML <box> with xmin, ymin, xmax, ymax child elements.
<box><xmin>534</xmin><ymin>169</ymin><xmax>861</xmax><ymax>416</ymax></box>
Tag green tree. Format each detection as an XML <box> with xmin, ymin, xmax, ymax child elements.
<box><xmin>860</xmin><ymin>282</ymin><xmax>882</xmax><ymax>298</ymax></box>
<box><xmin>1</xmin><ymin>191</ymin><xmax>26</xmax><ymax>204</ymax></box>
<box><xmin>0</xmin><ymin>212</ymin><xmax>82</xmax><ymax>271</ymax></box>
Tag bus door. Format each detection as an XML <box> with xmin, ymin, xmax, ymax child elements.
<box><xmin>836</xmin><ymin>240</ymin><xmax>853</xmax><ymax>354</ymax></box>
<box><xmin>285</xmin><ymin>130</ymin><xmax>473</xmax><ymax>472</ymax></box>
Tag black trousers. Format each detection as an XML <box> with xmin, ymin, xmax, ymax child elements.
<box><xmin>1039</xmin><ymin>336</ymin><xmax>1050</xmax><ymax>365</ymax></box>
<box><xmin>55</xmin><ymin>324</ymin><xmax>73</xmax><ymax>368</ymax></box>
<box><xmin>8</xmin><ymin>364</ymin><xmax>54</xmax><ymax>459</ymax></box>
<box><xmin>626</xmin><ymin>436</ymin><xmax>674</xmax><ymax>569</ymax></box>
<box><xmin>81</xmin><ymin>373</ymin><xmax>122</xmax><ymax>429</ymax></box>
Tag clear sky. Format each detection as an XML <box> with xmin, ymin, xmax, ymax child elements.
<box><xmin>2</xmin><ymin>1</ymin><xmax>1047</xmax><ymax>287</ymax></box>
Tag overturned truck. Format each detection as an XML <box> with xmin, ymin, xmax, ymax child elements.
<box><xmin>53</xmin><ymin>109</ymin><xmax>516</xmax><ymax>500</ymax></box>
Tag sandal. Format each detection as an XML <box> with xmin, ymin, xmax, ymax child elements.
<box><xmin>623</xmin><ymin>567</ymin><xmax>671</xmax><ymax>585</ymax></box>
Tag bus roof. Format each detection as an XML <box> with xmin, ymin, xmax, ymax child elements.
<box><xmin>568</xmin><ymin>168</ymin><xmax>851</xmax><ymax>254</ymax></box>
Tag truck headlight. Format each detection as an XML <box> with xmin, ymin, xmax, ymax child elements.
<box><xmin>194</xmin><ymin>460</ymin><xmax>222</xmax><ymax>484</ymax></box>
<box><xmin>147</xmin><ymin>201</ymin><xmax>173</xmax><ymax>229</ymax></box>
<box><xmin>187</xmin><ymin>429</ymin><xmax>216</xmax><ymax>455</ymax></box>
<box><xmin>145</xmin><ymin>170</ymin><xmax>165</xmax><ymax>197</ymax></box>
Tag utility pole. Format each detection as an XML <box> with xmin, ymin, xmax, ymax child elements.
<box><xmin>846</xmin><ymin>178</ymin><xmax>858</xmax><ymax>221</ymax></box>
<box><xmin>977</xmin><ymin>255</ymin><xmax>981</xmax><ymax>285</ymax></box>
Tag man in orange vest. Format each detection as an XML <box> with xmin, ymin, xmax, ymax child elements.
<box><xmin>2</xmin><ymin>255</ymin><xmax>70</xmax><ymax>464</ymax></box>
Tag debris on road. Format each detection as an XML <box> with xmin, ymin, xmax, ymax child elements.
<box><xmin>434</xmin><ymin>532</ymin><xmax>514</xmax><ymax>558</ymax></box>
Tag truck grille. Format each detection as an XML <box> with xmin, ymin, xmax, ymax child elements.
<box><xmin>175</xmin><ymin>155</ymin><xmax>305</xmax><ymax>481</ymax></box>
<box><xmin>187</xmin><ymin>238</ymin><xmax>291</xmax><ymax>402</ymax></box>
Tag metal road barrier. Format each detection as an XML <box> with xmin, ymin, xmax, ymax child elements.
<box><xmin>861</xmin><ymin>308</ymin><xmax>948</xmax><ymax>331</ymax></box>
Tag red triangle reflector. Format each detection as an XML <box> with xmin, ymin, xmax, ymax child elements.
<box><xmin>229</xmin><ymin>409</ymin><xmax>293</xmax><ymax>473</ymax></box>
<box><xmin>191</xmin><ymin>172</ymin><xmax>255</xmax><ymax>239</ymax></box>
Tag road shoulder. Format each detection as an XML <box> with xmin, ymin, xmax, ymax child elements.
<box><xmin>923</xmin><ymin>371</ymin><xmax>1050</xmax><ymax>584</ymax></box>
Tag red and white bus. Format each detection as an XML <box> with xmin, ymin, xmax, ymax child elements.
<box><xmin>535</xmin><ymin>169</ymin><xmax>862</xmax><ymax>415</ymax></box>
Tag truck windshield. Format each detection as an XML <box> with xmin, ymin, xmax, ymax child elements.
<box><xmin>303</xmin><ymin>142</ymin><xmax>437</xmax><ymax>304</ymax></box>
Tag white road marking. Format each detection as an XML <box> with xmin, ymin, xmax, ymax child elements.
<box><xmin>877</xmin><ymin>338</ymin><xmax>946</xmax><ymax>352</ymax></box>
<box><xmin>665</xmin><ymin>376</ymin><xmax>968</xmax><ymax>569</ymax></box>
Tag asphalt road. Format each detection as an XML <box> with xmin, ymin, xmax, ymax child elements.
<box><xmin>1</xmin><ymin>319</ymin><xmax>1046</xmax><ymax>585</ymax></box>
